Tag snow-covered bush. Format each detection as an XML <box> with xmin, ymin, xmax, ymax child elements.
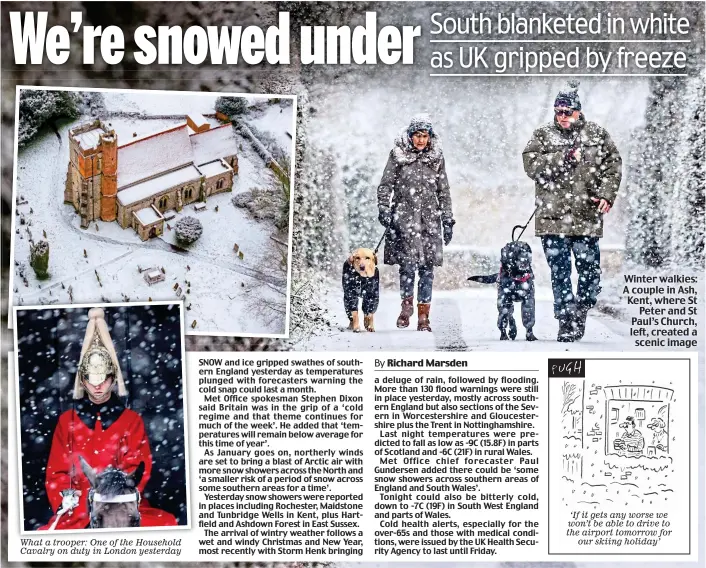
<box><xmin>626</xmin><ymin>74</ymin><xmax>705</xmax><ymax>268</ymax></box>
<box><xmin>232</xmin><ymin>188</ymin><xmax>279</xmax><ymax>221</ymax></box>
<box><xmin>18</xmin><ymin>89</ymin><xmax>79</xmax><ymax>148</ymax></box>
<box><xmin>215</xmin><ymin>96</ymin><xmax>248</xmax><ymax>119</ymax></box>
<box><xmin>245</xmin><ymin>123</ymin><xmax>288</xmax><ymax>164</ymax></box>
<box><xmin>174</xmin><ymin>216</ymin><xmax>203</xmax><ymax>245</ymax></box>
<box><xmin>29</xmin><ymin>239</ymin><xmax>50</xmax><ymax>279</ymax></box>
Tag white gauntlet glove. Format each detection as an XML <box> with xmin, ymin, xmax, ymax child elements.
<box><xmin>59</xmin><ymin>488</ymin><xmax>81</xmax><ymax>512</ymax></box>
<box><xmin>48</xmin><ymin>489</ymin><xmax>81</xmax><ymax>530</ymax></box>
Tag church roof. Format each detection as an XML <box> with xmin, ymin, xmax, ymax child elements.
<box><xmin>117</xmin><ymin>124</ymin><xmax>194</xmax><ymax>189</ymax></box>
<box><xmin>117</xmin><ymin>165</ymin><xmax>202</xmax><ymax>206</ymax></box>
<box><xmin>190</xmin><ymin>124</ymin><xmax>238</xmax><ymax>166</ymax></box>
<box><xmin>197</xmin><ymin>160</ymin><xmax>230</xmax><ymax>178</ymax></box>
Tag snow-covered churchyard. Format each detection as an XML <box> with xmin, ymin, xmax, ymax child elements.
<box><xmin>12</xmin><ymin>88</ymin><xmax>295</xmax><ymax>336</ymax></box>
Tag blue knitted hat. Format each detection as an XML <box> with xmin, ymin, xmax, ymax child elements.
<box><xmin>407</xmin><ymin>114</ymin><xmax>434</xmax><ymax>139</ymax></box>
<box><xmin>554</xmin><ymin>80</ymin><xmax>581</xmax><ymax>110</ymax></box>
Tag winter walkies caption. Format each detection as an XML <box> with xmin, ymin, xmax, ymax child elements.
<box><xmin>624</xmin><ymin>274</ymin><xmax>698</xmax><ymax>348</ymax></box>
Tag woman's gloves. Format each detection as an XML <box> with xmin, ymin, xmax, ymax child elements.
<box><xmin>378</xmin><ymin>209</ymin><xmax>392</xmax><ymax>229</ymax></box>
<box><xmin>443</xmin><ymin>218</ymin><xmax>455</xmax><ymax>246</ymax></box>
<box><xmin>379</xmin><ymin>210</ymin><xmax>455</xmax><ymax>246</ymax></box>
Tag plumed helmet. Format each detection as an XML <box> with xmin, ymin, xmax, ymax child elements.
<box><xmin>73</xmin><ymin>307</ymin><xmax>127</xmax><ymax>399</ymax></box>
<box><xmin>78</xmin><ymin>333</ymin><xmax>115</xmax><ymax>386</ymax></box>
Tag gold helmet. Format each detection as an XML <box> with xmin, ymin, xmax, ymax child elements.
<box><xmin>73</xmin><ymin>308</ymin><xmax>126</xmax><ymax>399</ymax></box>
<box><xmin>78</xmin><ymin>333</ymin><xmax>115</xmax><ymax>386</ymax></box>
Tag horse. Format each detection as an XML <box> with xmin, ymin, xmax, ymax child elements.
<box><xmin>79</xmin><ymin>456</ymin><xmax>145</xmax><ymax>528</ymax></box>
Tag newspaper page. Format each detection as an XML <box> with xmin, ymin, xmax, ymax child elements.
<box><xmin>1</xmin><ymin>1</ymin><xmax>704</xmax><ymax>568</ymax></box>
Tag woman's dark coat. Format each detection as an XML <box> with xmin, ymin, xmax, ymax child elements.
<box><xmin>377</xmin><ymin>133</ymin><xmax>453</xmax><ymax>267</ymax></box>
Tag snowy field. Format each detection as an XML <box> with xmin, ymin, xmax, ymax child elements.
<box><xmin>11</xmin><ymin>91</ymin><xmax>293</xmax><ymax>336</ymax></box>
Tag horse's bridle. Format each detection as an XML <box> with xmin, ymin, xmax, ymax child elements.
<box><xmin>87</xmin><ymin>488</ymin><xmax>141</xmax><ymax>528</ymax></box>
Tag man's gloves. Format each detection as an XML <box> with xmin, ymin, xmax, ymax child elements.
<box><xmin>564</xmin><ymin>146</ymin><xmax>582</xmax><ymax>166</ymax></box>
<box><xmin>378</xmin><ymin>209</ymin><xmax>392</xmax><ymax>229</ymax></box>
<box><xmin>443</xmin><ymin>218</ymin><xmax>455</xmax><ymax>246</ymax></box>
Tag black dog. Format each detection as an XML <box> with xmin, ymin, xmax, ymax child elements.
<box><xmin>468</xmin><ymin>241</ymin><xmax>537</xmax><ymax>341</ymax></box>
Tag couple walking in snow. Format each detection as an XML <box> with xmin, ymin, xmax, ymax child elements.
<box><xmin>377</xmin><ymin>81</ymin><xmax>622</xmax><ymax>342</ymax></box>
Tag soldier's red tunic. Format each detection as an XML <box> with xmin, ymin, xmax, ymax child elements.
<box><xmin>38</xmin><ymin>394</ymin><xmax>178</xmax><ymax>530</ymax></box>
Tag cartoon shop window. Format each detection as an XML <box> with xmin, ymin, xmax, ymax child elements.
<box><xmin>604</xmin><ymin>385</ymin><xmax>673</xmax><ymax>458</ymax></box>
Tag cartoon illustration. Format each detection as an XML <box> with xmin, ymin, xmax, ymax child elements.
<box><xmin>558</xmin><ymin>379</ymin><xmax>677</xmax><ymax>507</ymax></box>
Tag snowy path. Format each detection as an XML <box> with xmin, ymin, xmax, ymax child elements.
<box><xmin>299</xmin><ymin>287</ymin><xmax>630</xmax><ymax>352</ymax></box>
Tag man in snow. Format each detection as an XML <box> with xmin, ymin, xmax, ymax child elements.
<box><xmin>523</xmin><ymin>81</ymin><xmax>622</xmax><ymax>342</ymax></box>
<box><xmin>39</xmin><ymin>307</ymin><xmax>178</xmax><ymax>530</ymax></box>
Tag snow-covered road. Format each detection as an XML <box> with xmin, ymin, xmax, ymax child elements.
<box><xmin>300</xmin><ymin>287</ymin><xmax>630</xmax><ymax>351</ymax></box>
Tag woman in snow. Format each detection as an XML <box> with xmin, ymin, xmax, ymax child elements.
<box><xmin>38</xmin><ymin>307</ymin><xmax>178</xmax><ymax>530</ymax></box>
<box><xmin>377</xmin><ymin>115</ymin><xmax>455</xmax><ymax>331</ymax></box>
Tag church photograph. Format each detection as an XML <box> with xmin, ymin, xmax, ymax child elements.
<box><xmin>11</xmin><ymin>87</ymin><xmax>295</xmax><ymax>337</ymax></box>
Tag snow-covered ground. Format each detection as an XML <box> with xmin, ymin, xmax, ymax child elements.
<box><xmin>10</xmin><ymin>91</ymin><xmax>293</xmax><ymax>336</ymax></box>
<box><xmin>103</xmin><ymin>90</ymin><xmax>286</xmax><ymax>116</ymax></box>
<box><xmin>293</xmin><ymin>64</ymin><xmax>658</xmax><ymax>351</ymax></box>
<box><xmin>248</xmin><ymin>102</ymin><xmax>294</xmax><ymax>152</ymax></box>
<box><xmin>296</xmin><ymin>286</ymin><xmax>630</xmax><ymax>352</ymax></box>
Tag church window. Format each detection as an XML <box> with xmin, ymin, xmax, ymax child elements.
<box><xmin>159</xmin><ymin>196</ymin><xmax>168</xmax><ymax>210</ymax></box>
<box><xmin>216</xmin><ymin>178</ymin><xmax>224</xmax><ymax>190</ymax></box>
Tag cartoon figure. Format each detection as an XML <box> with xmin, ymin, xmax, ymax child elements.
<box><xmin>613</xmin><ymin>416</ymin><xmax>645</xmax><ymax>457</ymax></box>
<box><xmin>647</xmin><ymin>417</ymin><xmax>668</xmax><ymax>453</ymax></box>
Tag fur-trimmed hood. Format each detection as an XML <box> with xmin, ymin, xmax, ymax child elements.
<box><xmin>391</xmin><ymin>129</ymin><xmax>443</xmax><ymax>167</ymax></box>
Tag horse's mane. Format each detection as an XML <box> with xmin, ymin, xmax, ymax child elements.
<box><xmin>94</xmin><ymin>467</ymin><xmax>137</xmax><ymax>496</ymax></box>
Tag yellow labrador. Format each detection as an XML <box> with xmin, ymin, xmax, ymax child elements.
<box><xmin>342</xmin><ymin>247</ymin><xmax>380</xmax><ymax>332</ymax></box>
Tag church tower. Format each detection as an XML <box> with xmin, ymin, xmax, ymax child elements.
<box><xmin>65</xmin><ymin>121</ymin><xmax>118</xmax><ymax>228</ymax></box>
<box><xmin>98</xmin><ymin>131</ymin><xmax>118</xmax><ymax>222</ymax></box>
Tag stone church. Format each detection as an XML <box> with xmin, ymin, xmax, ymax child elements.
<box><xmin>64</xmin><ymin>115</ymin><xmax>238</xmax><ymax>240</ymax></box>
